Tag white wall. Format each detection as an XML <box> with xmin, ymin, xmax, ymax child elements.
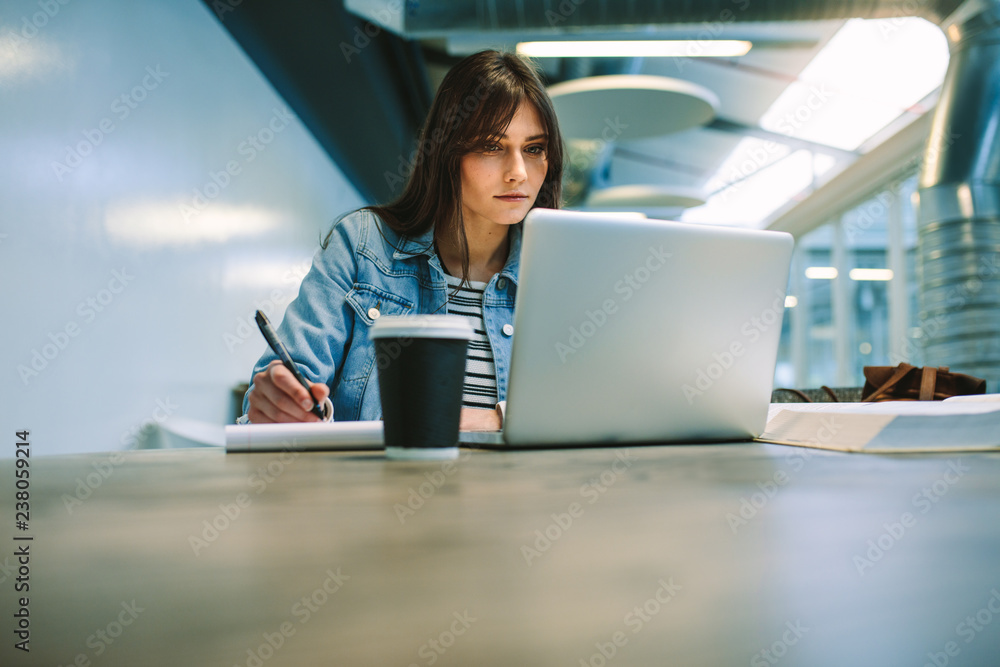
<box><xmin>0</xmin><ymin>0</ymin><xmax>364</xmax><ymax>455</ymax></box>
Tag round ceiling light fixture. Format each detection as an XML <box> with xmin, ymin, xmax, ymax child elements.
<box><xmin>547</xmin><ymin>75</ymin><xmax>719</xmax><ymax>141</ymax></box>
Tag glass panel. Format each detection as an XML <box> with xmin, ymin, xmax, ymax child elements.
<box><xmin>774</xmin><ymin>278</ymin><xmax>795</xmax><ymax>388</ymax></box>
<box><xmin>900</xmin><ymin>174</ymin><xmax>924</xmax><ymax>365</ymax></box>
<box><xmin>844</xmin><ymin>199</ymin><xmax>890</xmax><ymax>384</ymax></box>
<box><xmin>798</xmin><ymin>225</ymin><xmax>836</xmax><ymax>386</ymax></box>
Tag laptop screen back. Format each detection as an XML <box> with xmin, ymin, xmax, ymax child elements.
<box><xmin>502</xmin><ymin>208</ymin><xmax>794</xmax><ymax>447</ymax></box>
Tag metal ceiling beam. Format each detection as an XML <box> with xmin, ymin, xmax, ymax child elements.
<box><xmin>346</xmin><ymin>0</ymin><xmax>965</xmax><ymax>37</ymax></box>
<box><xmin>708</xmin><ymin>118</ymin><xmax>858</xmax><ymax>161</ymax></box>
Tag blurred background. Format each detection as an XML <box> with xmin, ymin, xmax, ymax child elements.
<box><xmin>2</xmin><ymin>0</ymin><xmax>997</xmax><ymax>454</ymax></box>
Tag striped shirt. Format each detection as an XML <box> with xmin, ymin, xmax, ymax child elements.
<box><xmin>445</xmin><ymin>273</ymin><xmax>498</xmax><ymax>410</ymax></box>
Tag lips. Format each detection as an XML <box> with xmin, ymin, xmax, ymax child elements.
<box><xmin>495</xmin><ymin>192</ymin><xmax>528</xmax><ymax>202</ymax></box>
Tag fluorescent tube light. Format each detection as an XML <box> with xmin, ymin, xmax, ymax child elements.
<box><xmin>516</xmin><ymin>40</ymin><xmax>752</xmax><ymax>59</ymax></box>
<box><xmin>849</xmin><ymin>268</ymin><xmax>894</xmax><ymax>281</ymax></box>
<box><xmin>805</xmin><ymin>267</ymin><xmax>838</xmax><ymax>279</ymax></box>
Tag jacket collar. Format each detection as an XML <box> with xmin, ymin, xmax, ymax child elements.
<box><xmin>499</xmin><ymin>222</ymin><xmax>521</xmax><ymax>286</ymax></box>
<box><xmin>392</xmin><ymin>222</ymin><xmax>522</xmax><ymax>286</ymax></box>
<box><xmin>390</xmin><ymin>224</ymin><xmax>436</xmax><ymax>260</ymax></box>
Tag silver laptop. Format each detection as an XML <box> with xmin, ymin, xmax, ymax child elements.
<box><xmin>468</xmin><ymin>208</ymin><xmax>794</xmax><ymax>447</ymax></box>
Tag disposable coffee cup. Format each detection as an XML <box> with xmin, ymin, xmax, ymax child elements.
<box><xmin>369</xmin><ymin>314</ymin><xmax>474</xmax><ymax>460</ymax></box>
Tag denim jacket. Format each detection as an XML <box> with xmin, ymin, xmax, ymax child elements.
<box><xmin>242</xmin><ymin>209</ymin><xmax>520</xmax><ymax>421</ymax></box>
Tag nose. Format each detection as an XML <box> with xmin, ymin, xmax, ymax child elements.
<box><xmin>505</xmin><ymin>151</ymin><xmax>527</xmax><ymax>183</ymax></box>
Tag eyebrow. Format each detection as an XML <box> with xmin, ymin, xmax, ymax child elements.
<box><xmin>500</xmin><ymin>133</ymin><xmax>548</xmax><ymax>141</ymax></box>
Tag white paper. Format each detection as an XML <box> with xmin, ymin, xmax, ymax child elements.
<box><xmin>760</xmin><ymin>401</ymin><xmax>1000</xmax><ymax>453</ymax></box>
<box><xmin>943</xmin><ymin>394</ymin><xmax>1000</xmax><ymax>403</ymax></box>
<box><xmin>767</xmin><ymin>401</ymin><xmax>1000</xmax><ymax>418</ymax></box>
<box><xmin>225</xmin><ymin>421</ymin><xmax>384</xmax><ymax>452</ymax></box>
<box><xmin>760</xmin><ymin>409</ymin><xmax>895</xmax><ymax>451</ymax></box>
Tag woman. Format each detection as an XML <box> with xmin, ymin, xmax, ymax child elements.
<box><xmin>241</xmin><ymin>50</ymin><xmax>564</xmax><ymax>428</ymax></box>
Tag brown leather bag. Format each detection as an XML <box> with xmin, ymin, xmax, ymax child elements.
<box><xmin>861</xmin><ymin>363</ymin><xmax>987</xmax><ymax>402</ymax></box>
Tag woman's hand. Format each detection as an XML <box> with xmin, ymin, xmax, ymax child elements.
<box><xmin>247</xmin><ymin>360</ymin><xmax>330</xmax><ymax>423</ymax></box>
<box><xmin>460</xmin><ymin>407</ymin><xmax>502</xmax><ymax>431</ymax></box>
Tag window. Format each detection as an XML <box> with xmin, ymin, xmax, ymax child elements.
<box><xmin>777</xmin><ymin>172</ymin><xmax>921</xmax><ymax>387</ymax></box>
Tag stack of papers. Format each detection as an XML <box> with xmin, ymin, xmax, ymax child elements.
<box><xmin>759</xmin><ymin>397</ymin><xmax>1000</xmax><ymax>453</ymax></box>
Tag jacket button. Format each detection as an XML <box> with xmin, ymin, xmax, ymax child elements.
<box><xmin>497</xmin><ymin>277</ymin><xmax>507</xmax><ymax>290</ymax></box>
<box><xmin>368</xmin><ymin>307</ymin><xmax>380</xmax><ymax>320</ymax></box>
<box><xmin>502</xmin><ymin>323</ymin><xmax>514</xmax><ymax>337</ymax></box>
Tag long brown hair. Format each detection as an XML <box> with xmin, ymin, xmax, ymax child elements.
<box><xmin>325</xmin><ymin>50</ymin><xmax>564</xmax><ymax>282</ymax></box>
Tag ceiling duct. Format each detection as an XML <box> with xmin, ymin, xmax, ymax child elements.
<box><xmin>346</xmin><ymin>0</ymin><xmax>965</xmax><ymax>37</ymax></box>
<box><xmin>915</xmin><ymin>0</ymin><xmax>1000</xmax><ymax>389</ymax></box>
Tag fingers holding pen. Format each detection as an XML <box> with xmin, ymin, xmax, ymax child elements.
<box><xmin>249</xmin><ymin>361</ymin><xmax>329</xmax><ymax>423</ymax></box>
<box><xmin>269</xmin><ymin>360</ymin><xmax>329</xmax><ymax>412</ymax></box>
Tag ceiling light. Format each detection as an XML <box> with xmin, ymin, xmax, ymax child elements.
<box><xmin>758</xmin><ymin>18</ymin><xmax>949</xmax><ymax>151</ymax></box>
<box><xmin>516</xmin><ymin>40</ymin><xmax>752</xmax><ymax>59</ymax></box>
<box><xmin>805</xmin><ymin>267</ymin><xmax>838</xmax><ymax>279</ymax></box>
<box><xmin>785</xmin><ymin>296</ymin><xmax>798</xmax><ymax>308</ymax></box>
<box><xmin>548</xmin><ymin>75</ymin><xmax>718</xmax><ymax>141</ymax></box>
<box><xmin>849</xmin><ymin>268</ymin><xmax>893</xmax><ymax>281</ymax></box>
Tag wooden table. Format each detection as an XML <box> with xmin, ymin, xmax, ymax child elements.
<box><xmin>3</xmin><ymin>443</ymin><xmax>1000</xmax><ymax>666</ymax></box>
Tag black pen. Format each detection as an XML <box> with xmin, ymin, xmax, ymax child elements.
<box><xmin>254</xmin><ymin>310</ymin><xmax>327</xmax><ymax>420</ymax></box>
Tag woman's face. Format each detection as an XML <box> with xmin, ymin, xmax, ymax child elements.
<box><xmin>459</xmin><ymin>102</ymin><xmax>549</xmax><ymax>231</ymax></box>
